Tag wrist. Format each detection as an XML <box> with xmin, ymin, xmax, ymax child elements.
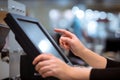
<box><xmin>68</xmin><ymin>66</ymin><xmax>77</xmax><ymax>80</ymax></box>
<box><xmin>69</xmin><ymin>66</ymin><xmax>91</xmax><ymax>80</ymax></box>
<box><xmin>76</xmin><ymin>47</ymin><xmax>89</xmax><ymax>57</ymax></box>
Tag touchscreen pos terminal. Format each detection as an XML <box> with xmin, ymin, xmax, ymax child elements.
<box><xmin>4</xmin><ymin>13</ymin><xmax>72</xmax><ymax>80</ymax></box>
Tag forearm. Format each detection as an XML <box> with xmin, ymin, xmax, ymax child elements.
<box><xmin>77</xmin><ymin>48</ymin><xmax>107</xmax><ymax>68</ymax></box>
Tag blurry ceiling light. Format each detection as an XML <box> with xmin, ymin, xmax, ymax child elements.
<box><xmin>63</xmin><ymin>9</ymin><xmax>74</xmax><ymax>21</ymax></box>
<box><xmin>63</xmin><ymin>10</ymin><xmax>74</xmax><ymax>27</ymax></box>
<box><xmin>99</xmin><ymin>11</ymin><xmax>107</xmax><ymax>20</ymax></box>
<box><xmin>75</xmin><ymin>9</ymin><xmax>85</xmax><ymax>19</ymax></box>
<box><xmin>72</xmin><ymin>6</ymin><xmax>85</xmax><ymax>19</ymax></box>
<box><xmin>107</xmin><ymin>13</ymin><xmax>114</xmax><ymax>21</ymax></box>
<box><xmin>85</xmin><ymin>9</ymin><xmax>94</xmax><ymax>20</ymax></box>
<box><xmin>72</xmin><ymin>6</ymin><xmax>79</xmax><ymax>14</ymax></box>
<box><xmin>87</xmin><ymin>21</ymin><xmax>98</xmax><ymax>38</ymax></box>
<box><xmin>49</xmin><ymin>9</ymin><xmax>61</xmax><ymax>20</ymax></box>
<box><xmin>93</xmin><ymin>10</ymin><xmax>100</xmax><ymax>20</ymax></box>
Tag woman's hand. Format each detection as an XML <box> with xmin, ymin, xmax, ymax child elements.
<box><xmin>54</xmin><ymin>28</ymin><xmax>107</xmax><ymax>68</ymax></box>
<box><xmin>54</xmin><ymin>28</ymin><xmax>87</xmax><ymax>57</ymax></box>
<box><xmin>33</xmin><ymin>54</ymin><xmax>91</xmax><ymax>80</ymax></box>
<box><xmin>32</xmin><ymin>54</ymin><xmax>74</xmax><ymax>80</ymax></box>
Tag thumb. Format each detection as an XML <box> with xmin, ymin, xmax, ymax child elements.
<box><xmin>60</xmin><ymin>37</ymin><xmax>72</xmax><ymax>50</ymax></box>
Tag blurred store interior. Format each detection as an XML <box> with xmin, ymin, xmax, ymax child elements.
<box><xmin>0</xmin><ymin>0</ymin><xmax>120</xmax><ymax>79</ymax></box>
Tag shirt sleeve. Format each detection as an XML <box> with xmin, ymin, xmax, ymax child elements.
<box><xmin>90</xmin><ymin>58</ymin><xmax>120</xmax><ymax>80</ymax></box>
<box><xmin>106</xmin><ymin>58</ymin><xmax>120</xmax><ymax>68</ymax></box>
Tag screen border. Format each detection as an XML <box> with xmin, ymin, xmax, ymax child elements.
<box><xmin>4</xmin><ymin>13</ymin><xmax>72</xmax><ymax>65</ymax></box>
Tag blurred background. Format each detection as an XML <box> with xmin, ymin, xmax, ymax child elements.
<box><xmin>0</xmin><ymin>0</ymin><xmax>120</xmax><ymax>79</ymax></box>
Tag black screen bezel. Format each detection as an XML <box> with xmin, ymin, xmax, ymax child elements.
<box><xmin>4</xmin><ymin>13</ymin><xmax>72</xmax><ymax>65</ymax></box>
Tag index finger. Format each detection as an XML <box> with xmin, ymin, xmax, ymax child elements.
<box><xmin>54</xmin><ymin>28</ymin><xmax>73</xmax><ymax>37</ymax></box>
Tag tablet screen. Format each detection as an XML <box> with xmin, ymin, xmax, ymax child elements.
<box><xmin>18</xmin><ymin>19</ymin><xmax>65</xmax><ymax>61</ymax></box>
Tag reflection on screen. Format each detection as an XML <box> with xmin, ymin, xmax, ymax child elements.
<box><xmin>18</xmin><ymin>20</ymin><xmax>64</xmax><ymax>61</ymax></box>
